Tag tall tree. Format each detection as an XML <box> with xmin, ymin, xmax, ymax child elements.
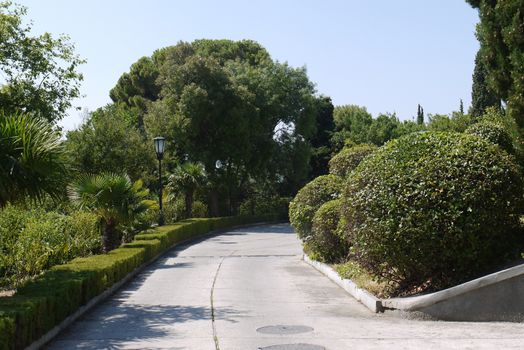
<box><xmin>466</xmin><ymin>0</ymin><xmax>524</xmax><ymax>128</ymax></box>
<box><xmin>417</xmin><ymin>104</ymin><xmax>424</xmax><ymax>125</ymax></box>
<box><xmin>470</xmin><ymin>49</ymin><xmax>500</xmax><ymax>119</ymax></box>
<box><xmin>0</xmin><ymin>1</ymin><xmax>84</xmax><ymax>123</ymax></box>
<box><xmin>115</xmin><ymin>40</ymin><xmax>317</xmax><ymax>215</ymax></box>
<box><xmin>309</xmin><ymin>96</ymin><xmax>335</xmax><ymax>178</ymax></box>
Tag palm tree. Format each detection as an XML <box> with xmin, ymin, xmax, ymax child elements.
<box><xmin>0</xmin><ymin>113</ymin><xmax>67</xmax><ymax>207</ymax></box>
<box><xmin>68</xmin><ymin>173</ymin><xmax>157</xmax><ymax>252</ymax></box>
<box><xmin>167</xmin><ymin>162</ymin><xmax>206</xmax><ymax>218</ymax></box>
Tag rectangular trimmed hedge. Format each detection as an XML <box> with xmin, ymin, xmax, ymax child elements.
<box><xmin>0</xmin><ymin>215</ymin><xmax>278</xmax><ymax>350</ymax></box>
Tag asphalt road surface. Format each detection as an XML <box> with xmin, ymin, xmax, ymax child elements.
<box><xmin>46</xmin><ymin>223</ymin><xmax>524</xmax><ymax>350</ymax></box>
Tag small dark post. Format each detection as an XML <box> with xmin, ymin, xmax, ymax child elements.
<box><xmin>153</xmin><ymin>137</ymin><xmax>166</xmax><ymax>226</ymax></box>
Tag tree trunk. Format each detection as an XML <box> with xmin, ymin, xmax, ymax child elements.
<box><xmin>185</xmin><ymin>191</ymin><xmax>193</xmax><ymax>218</ymax></box>
<box><xmin>102</xmin><ymin>218</ymin><xmax>118</xmax><ymax>253</ymax></box>
<box><xmin>210</xmin><ymin>190</ymin><xmax>220</xmax><ymax>217</ymax></box>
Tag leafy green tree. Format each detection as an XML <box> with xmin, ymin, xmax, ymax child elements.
<box><xmin>130</xmin><ymin>40</ymin><xmax>318</xmax><ymax>214</ymax></box>
<box><xmin>427</xmin><ymin>112</ymin><xmax>473</xmax><ymax>132</ymax></box>
<box><xmin>167</xmin><ymin>162</ymin><xmax>206</xmax><ymax>217</ymax></box>
<box><xmin>470</xmin><ymin>49</ymin><xmax>500</xmax><ymax>119</ymax></box>
<box><xmin>65</xmin><ymin>104</ymin><xmax>156</xmax><ymax>184</ymax></box>
<box><xmin>68</xmin><ymin>173</ymin><xmax>156</xmax><ymax>252</ymax></box>
<box><xmin>332</xmin><ymin>105</ymin><xmax>373</xmax><ymax>148</ymax></box>
<box><xmin>0</xmin><ymin>1</ymin><xmax>84</xmax><ymax>123</ymax></box>
<box><xmin>0</xmin><ymin>113</ymin><xmax>67</xmax><ymax>207</ymax></box>
<box><xmin>309</xmin><ymin>96</ymin><xmax>335</xmax><ymax>178</ymax></box>
<box><xmin>367</xmin><ymin>113</ymin><xmax>400</xmax><ymax>145</ymax></box>
<box><xmin>466</xmin><ymin>0</ymin><xmax>524</xmax><ymax>129</ymax></box>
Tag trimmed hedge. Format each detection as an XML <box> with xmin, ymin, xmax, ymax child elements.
<box><xmin>0</xmin><ymin>215</ymin><xmax>277</xmax><ymax>350</ymax></box>
<box><xmin>342</xmin><ymin>132</ymin><xmax>524</xmax><ymax>295</ymax></box>
<box><xmin>328</xmin><ymin>144</ymin><xmax>377</xmax><ymax>178</ymax></box>
<box><xmin>465</xmin><ymin>121</ymin><xmax>514</xmax><ymax>154</ymax></box>
<box><xmin>308</xmin><ymin>199</ymin><xmax>348</xmax><ymax>263</ymax></box>
<box><xmin>289</xmin><ymin>175</ymin><xmax>343</xmax><ymax>240</ymax></box>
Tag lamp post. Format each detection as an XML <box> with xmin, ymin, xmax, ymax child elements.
<box><xmin>154</xmin><ymin>137</ymin><xmax>166</xmax><ymax>226</ymax></box>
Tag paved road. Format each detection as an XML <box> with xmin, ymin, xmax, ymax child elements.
<box><xmin>47</xmin><ymin>223</ymin><xmax>524</xmax><ymax>350</ymax></box>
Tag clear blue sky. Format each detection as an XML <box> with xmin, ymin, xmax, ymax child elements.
<box><xmin>18</xmin><ymin>0</ymin><xmax>479</xmax><ymax>131</ymax></box>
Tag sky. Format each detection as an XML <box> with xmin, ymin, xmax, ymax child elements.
<box><xmin>17</xmin><ymin>0</ymin><xmax>480</xmax><ymax>131</ymax></box>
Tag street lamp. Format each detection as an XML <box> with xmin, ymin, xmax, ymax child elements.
<box><xmin>154</xmin><ymin>137</ymin><xmax>166</xmax><ymax>226</ymax></box>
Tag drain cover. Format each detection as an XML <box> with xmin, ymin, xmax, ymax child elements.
<box><xmin>256</xmin><ymin>325</ymin><xmax>314</xmax><ymax>335</ymax></box>
<box><xmin>258</xmin><ymin>344</ymin><xmax>325</xmax><ymax>350</ymax></box>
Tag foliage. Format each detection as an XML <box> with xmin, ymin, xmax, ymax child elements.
<box><xmin>309</xmin><ymin>96</ymin><xmax>335</xmax><ymax>178</ymax></box>
<box><xmin>0</xmin><ymin>205</ymin><xmax>100</xmax><ymax>289</ymax></box>
<box><xmin>0</xmin><ymin>113</ymin><xmax>68</xmax><ymax>207</ymax></box>
<box><xmin>239</xmin><ymin>195</ymin><xmax>291</xmax><ymax>219</ymax></box>
<box><xmin>416</xmin><ymin>104</ymin><xmax>424</xmax><ymax>125</ymax></box>
<box><xmin>68</xmin><ymin>173</ymin><xmax>157</xmax><ymax>252</ymax></box>
<box><xmin>307</xmin><ymin>199</ymin><xmax>348</xmax><ymax>263</ymax></box>
<box><xmin>342</xmin><ymin>131</ymin><xmax>524</xmax><ymax>295</ymax></box>
<box><xmin>0</xmin><ymin>1</ymin><xmax>84</xmax><ymax>122</ymax></box>
<box><xmin>110</xmin><ymin>39</ymin><xmax>318</xmax><ymax>215</ymax></box>
<box><xmin>465</xmin><ymin>121</ymin><xmax>514</xmax><ymax>154</ymax></box>
<box><xmin>65</xmin><ymin>104</ymin><xmax>156</xmax><ymax>184</ymax></box>
<box><xmin>332</xmin><ymin>105</ymin><xmax>373</xmax><ymax>147</ymax></box>
<box><xmin>328</xmin><ymin>144</ymin><xmax>377</xmax><ymax>178</ymax></box>
<box><xmin>166</xmin><ymin>162</ymin><xmax>206</xmax><ymax>217</ymax></box>
<box><xmin>0</xmin><ymin>214</ymin><xmax>279</xmax><ymax>350</ymax></box>
<box><xmin>289</xmin><ymin>174</ymin><xmax>343</xmax><ymax>240</ymax></box>
<box><xmin>427</xmin><ymin>112</ymin><xmax>474</xmax><ymax>132</ymax></box>
<box><xmin>332</xmin><ymin>106</ymin><xmax>425</xmax><ymax>148</ymax></box>
<box><xmin>470</xmin><ymin>49</ymin><xmax>500</xmax><ymax>119</ymax></box>
<box><xmin>466</xmin><ymin>0</ymin><xmax>524</xmax><ymax>130</ymax></box>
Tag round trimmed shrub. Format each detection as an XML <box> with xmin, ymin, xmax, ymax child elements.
<box><xmin>342</xmin><ymin>131</ymin><xmax>524</xmax><ymax>295</ymax></box>
<box><xmin>329</xmin><ymin>144</ymin><xmax>377</xmax><ymax>178</ymax></box>
<box><xmin>465</xmin><ymin>121</ymin><xmax>514</xmax><ymax>154</ymax></box>
<box><xmin>289</xmin><ymin>174</ymin><xmax>343</xmax><ymax>240</ymax></box>
<box><xmin>308</xmin><ymin>199</ymin><xmax>348</xmax><ymax>263</ymax></box>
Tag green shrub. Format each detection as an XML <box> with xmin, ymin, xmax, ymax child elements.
<box><xmin>191</xmin><ymin>201</ymin><xmax>208</xmax><ymax>218</ymax></box>
<box><xmin>239</xmin><ymin>195</ymin><xmax>291</xmax><ymax>219</ymax></box>
<box><xmin>0</xmin><ymin>214</ymin><xmax>277</xmax><ymax>350</ymax></box>
<box><xmin>342</xmin><ymin>131</ymin><xmax>524</xmax><ymax>295</ymax></box>
<box><xmin>307</xmin><ymin>199</ymin><xmax>348</xmax><ymax>263</ymax></box>
<box><xmin>289</xmin><ymin>175</ymin><xmax>343</xmax><ymax>240</ymax></box>
<box><xmin>465</xmin><ymin>121</ymin><xmax>514</xmax><ymax>154</ymax></box>
<box><xmin>0</xmin><ymin>206</ymin><xmax>100</xmax><ymax>289</ymax></box>
<box><xmin>328</xmin><ymin>144</ymin><xmax>377</xmax><ymax>178</ymax></box>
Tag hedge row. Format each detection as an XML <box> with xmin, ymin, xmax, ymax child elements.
<box><xmin>0</xmin><ymin>215</ymin><xmax>277</xmax><ymax>350</ymax></box>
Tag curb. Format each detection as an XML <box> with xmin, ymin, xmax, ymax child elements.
<box><xmin>303</xmin><ymin>255</ymin><xmax>383</xmax><ymax>313</ymax></box>
<box><xmin>27</xmin><ymin>221</ymin><xmax>279</xmax><ymax>350</ymax></box>
<box><xmin>303</xmin><ymin>254</ymin><xmax>524</xmax><ymax>322</ymax></box>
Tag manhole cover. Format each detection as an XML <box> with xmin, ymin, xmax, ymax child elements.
<box><xmin>256</xmin><ymin>325</ymin><xmax>314</xmax><ymax>335</ymax></box>
<box><xmin>258</xmin><ymin>344</ymin><xmax>325</xmax><ymax>350</ymax></box>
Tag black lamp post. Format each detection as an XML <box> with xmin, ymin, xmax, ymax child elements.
<box><xmin>154</xmin><ymin>137</ymin><xmax>166</xmax><ymax>226</ymax></box>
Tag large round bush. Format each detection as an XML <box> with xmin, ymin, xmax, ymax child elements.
<box><xmin>342</xmin><ymin>132</ymin><xmax>524</xmax><ymax>295</ymax></box>
<box><xmin>465</xmin><ymin>121</ymin><xmax>514</xmax><ymax>154</ymax></box>
<box><xmin>289</xmin><ymin>174</ymin><xmax>343</xmax><ymax>239</ymax></box>
<box><xmin>329</xmin><ymin>144</ymin><xmax>377</xmax><ymax>178</ymax></box>
<box><xmin>308</xmin><ymin>199</ymin><xmax>348</xmax><ymax>263</ymax></box>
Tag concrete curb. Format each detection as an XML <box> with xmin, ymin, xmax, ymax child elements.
<box><xmin>303</xmin><ymin>254</ymin><xmax>524</xmax><ymax>322</ymax></box>
<box><xmin>303</xmin><ymin>255</ymin><xmax>382</xmax><ymax>313</ymax></box>
<box><xmin>382</xmin><ymin>263</ymin><xmax>524</xmax><ymax>311</ymax></box>
<box><xmin>27</xmin><ymin>221</ymin><xmax>278</xmax><ymax>350</ymax></box>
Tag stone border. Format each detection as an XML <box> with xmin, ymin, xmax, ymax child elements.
<box><xmin>304</xmin><ymin>254</ymin><xmax>524</xmax><ymax>322</ymax></box>
<box><xmin>27</xmin><ymin>221</ymin><xmax>276</xmax><ymax>350</ymax></box>
<box><xmin>303</xmin><ymin>255</ymin><xmax>382</xmax><ymax>313</ymax></box>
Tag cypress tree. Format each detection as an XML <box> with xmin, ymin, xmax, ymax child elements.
<box><xmin>470</xmin><ymin>50</ymin><xmax>500</xmax><ymax>119</ymax></box>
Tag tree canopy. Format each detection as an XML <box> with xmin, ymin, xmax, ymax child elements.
<box><xmin>0</xmin><ymin>1</ymin><xmax>84</xmax><ymax>122</ymax></box>
<box><xmin>108</xmin><ymin>39</ymin><xmax>318</xmax><ymax>214</ymax></box>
